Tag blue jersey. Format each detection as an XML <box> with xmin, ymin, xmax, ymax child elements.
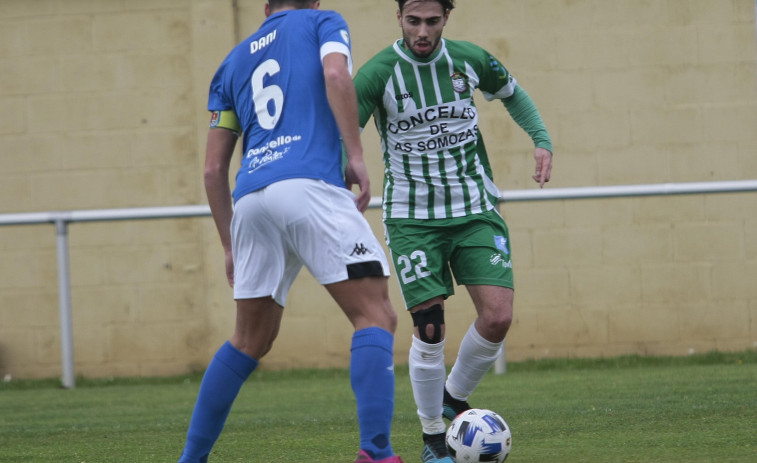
<box><xmin>208</xmin><ymin>9</ymin><xmax>352</xmax><ymax>203</ymax></box>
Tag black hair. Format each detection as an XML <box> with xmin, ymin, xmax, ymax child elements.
<box><xmin>268</xmin><ymin>0</ymin><xmax>318</xmax><ymax>9</ymax></box>
<box><xmin>396</xmin><ymin>0</ymin><xmax>455</xmax><ymax>13</ymax></box>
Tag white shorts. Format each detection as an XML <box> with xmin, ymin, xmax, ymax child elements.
<box><xmin>230</xmin><ymin>178</ymin><xmax>390</xmax><ymax>306</ymax></box>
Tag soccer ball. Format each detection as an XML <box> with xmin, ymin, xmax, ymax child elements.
<box><xmin>445</xmin><ymin>408</ymin><xmax>511</xmax><ymax>462</ymax></box>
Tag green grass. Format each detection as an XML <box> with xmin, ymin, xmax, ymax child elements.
<box><xmin>1</xmin><ymin>350</ymin><xmax>755</xmax><ymax>462</ymax></box>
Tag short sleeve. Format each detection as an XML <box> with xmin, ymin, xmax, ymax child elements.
<box><xmin>207</xmin><ymin>60</ymin><xmax>234</xmax><ymax>112</ymax></box>
<box><xmin>317</xmin><ymin>11</ymin><xmax>353</xmax><ymax>74</ymax></box>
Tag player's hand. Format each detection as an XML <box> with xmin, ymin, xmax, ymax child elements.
<box><xmin>345</xmin><ymin>156</ymin><xmax>371</xmax><ymax>212</ymax></box>
<box><xmin>224</xmin><ymin>248</ymin><xmax>234</xmax><ymax>287</ymax></box>
<box><xmin>532</xmin><ymin>147</ymin><xmax>553</xmax><ymax>188</ymax></box>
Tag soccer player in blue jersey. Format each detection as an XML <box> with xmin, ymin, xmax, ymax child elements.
<box><xmin>353</xmin><ymin>1</ymin><xmax>554</xmax><ymax>462</ymax></box>
<box><xmin>177</xmin><ymin>2</ymin><xmax>403</xmax><ymax>462</ymax></box>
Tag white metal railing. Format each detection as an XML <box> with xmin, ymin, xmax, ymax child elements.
<box><xmin>1</xmin><ymin>180</ymin><xmax>756</xmax><ymax>387</ymax></box>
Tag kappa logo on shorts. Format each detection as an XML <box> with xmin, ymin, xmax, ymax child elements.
<box><xmin>350</xmin><ymin>243</ymin><xmax>369</xmax><ymax>256</ymax></box>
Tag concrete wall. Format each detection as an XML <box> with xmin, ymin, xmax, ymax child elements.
<box><xmin>0</xmin><ymin>0</ymin><xmax>755</xmax><ymax>379</ymax></box>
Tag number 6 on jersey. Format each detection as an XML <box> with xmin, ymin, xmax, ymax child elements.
<box><xmin>251</xmin><ymin>58</ymin><xmax>283</xmax><ymax>130</ymax></box>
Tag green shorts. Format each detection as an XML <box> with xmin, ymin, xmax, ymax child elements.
<box><xmin>385</xmin><ymin>209</ymin><xmax>514</xmax><ymax>309</ymax></box>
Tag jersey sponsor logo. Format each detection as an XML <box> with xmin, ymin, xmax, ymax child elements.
<box><xmin>387</xmin><ymin>101</ymin><xmax>480</xmax><ymax>153</ymax></box>
<box><xmin>451</xmin><ymin>71</ymin><xmax>468</xmax><ymax>93</ymax></box>
<box><xmin>488</xmin><ymin>55</ymin><xmax>505</xmax><ymax>73</ymax></box>
<box><xmin>395</xmin><ymin>92</ymin><xmax>414</xmax><ymax>101</ymax></box>
<box><xmin>246</xmin><ymin>134</ymin><xmax>302</xmax><ymax>156</ymax></box>
<box><xmin>416</xmin><ymin>126</ymin><xmax>478</xmax><ymax>152</ymax></box>
<box><xmin>488</xmin><ymin>56</ymin><xmax>511</xmax><ymax>82</ymax></box>
<box><xmin>245</xmin><ymin>134</ymin><xmax>301</xmax><ymax>173</ymax></box>
<box><xmin>489</xmin><ymin>253</ymin><xmax>512</xmax><ymax>268</ymax></box>
<box><xmin>246</xmin><ymin>149</ymin><xmax>285</xmax><ymax>173</ymax></box>
<box><xmin>250</xmin><ymin>30</ymin><xmax>277</xmax><ymax>54</ymax></box>
<box><xmin>387</xmin><ymin>104</ymin><xmax>477</xmax><ymax>134</ymax></box>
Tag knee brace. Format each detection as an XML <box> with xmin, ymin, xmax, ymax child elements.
<box><xmin>411</xmin><ymin>304</ymin><xmax>445</xmax><ymax>344</ymax></box>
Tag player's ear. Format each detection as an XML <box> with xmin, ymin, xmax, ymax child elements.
<box><xmin>264</xmin><ymin>3</ymin><xmax>271</xmax><ymax>17</ymax></box>
<box><xmin>396</xmin><ymin>9</ymin><xmax>402</xmax><ymax>27</ymax></box>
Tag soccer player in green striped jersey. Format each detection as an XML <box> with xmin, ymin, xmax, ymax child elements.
<box><xmin>353</xmin><ymin>1</ymin><xmax>553</xmax><ymax>462</ymax></box>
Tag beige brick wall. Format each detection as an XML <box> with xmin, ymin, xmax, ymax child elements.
<box><xmin>0</xmin><ymin>0</ymin><xmax>755</xmax><ymax>379</ymax></box>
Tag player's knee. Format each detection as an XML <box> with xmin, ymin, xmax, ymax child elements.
<box><xmin>411</xmin><ymin>304</ymin><xmax>445</xmax><ymax>344</ymax></box>
<box><xmin>496</xmin><ymin>309</ymin><xmax>513</xmax><ymax>331</ymax></box>
<box><xmin>495</xmin><ymin>314</ymin><xmax>512</xmax><ymax>335</ymax></box>
<box><xmin>480</xmin><ymin>309</ymin><xmax>512</xmax><ymax>339</ymax></box>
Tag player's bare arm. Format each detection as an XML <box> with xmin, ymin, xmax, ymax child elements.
<box><xmin>204</xmin><ymin>127</ymin><xmax>238</xmax><ymax>286</ymax></box>
<box><xmin>323</xmin><ymin>52</ymin><xmax>371</xmax><ymax>212</ymax></box>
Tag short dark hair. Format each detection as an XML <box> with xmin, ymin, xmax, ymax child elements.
<box><xmin>268</xmin><ymin>0</ymin><xmax>318</xmax><ymax>9</ymax></box>
<box><xmin>396</xmin><ymin>0</ymin><xmax>455</xmax><ymax>13</ymax></box>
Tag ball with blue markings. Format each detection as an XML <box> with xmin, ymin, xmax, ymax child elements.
<box><xmin>445</xmin><ymin>408</ymin><xmax>511</xmax><ymax>462</ymax></box>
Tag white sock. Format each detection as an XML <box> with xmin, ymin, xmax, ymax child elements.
<box><xmin>409</xmin><ymin>335</ymin><xmax>447</xmax><ymax>435</ymax></box>
<box><xmin>446</xmin><ymin>322</ymin><xmax>503</xmax><ymax>401</ymax></box>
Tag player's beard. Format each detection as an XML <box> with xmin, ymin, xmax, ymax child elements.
<box><xmin>403</xmin><ymin>34</ymin><xmax>441</xmax><ymax>59</ymax></box>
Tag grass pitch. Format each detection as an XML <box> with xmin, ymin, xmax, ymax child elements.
<box><xmin>1</xmin><ymin>350</ymin><xmax>755</xmax><ymax>462</ymax></box>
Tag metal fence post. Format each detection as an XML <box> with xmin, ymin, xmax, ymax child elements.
<box><xmin>55</xmin><ymin>218</ymin><xmax>75</xmax><ymax>389</ymax></box>
<box><xmin>494</xmin><ymin>341</ymin><xmax>507</xmax><ymax>374</ymax></box>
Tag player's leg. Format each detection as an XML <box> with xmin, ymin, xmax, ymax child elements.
<box><xmin>282</xmin><ymin>179</ymin><xmax>401</xmax><ymax>462</ymax></box>
<box><xmin>444</xmin><ymin>211</ymin><xmax>513</xmax><ymax>418</ymax></box>
<box><xmin>386</xmin><ymin>219</ymin><xmax>454</xmax><ymax>462</ymax></box>
<box><xmin>178</xmin><ymin>297</ymin><xmax>283</xmax><ymax>463</ymax></box>
<box><xmin>327</xmin><ymin>276</ymin><xmax>399</xmax><ymax>461</ymax></box>
<box><xmin>179</xmin><ymin>188</ymin><xmax>292</xmax><ymax>463</ymax></box>
<box><xmin>408</xmin><ymin>297</ymin><xmax>447</xmax><ymax>435</ymax></box>
<box><xmin>327</xmin><ymin>275</ymin><xmax>397</xmax><ymax>333</ymax></box>
<box><xmin>407</xmin><ymin>298</ymin><xmax>455</xmax><ymax>463</ymax></box>
<box><xmin>467</xmin><ymin>284</ymin><xmax>513</xmax><ymax>344</ymax></box>
<box><xmin>443</xmin><ymin>285</ymin><xmax>512</xmax><ymax>417</ymax></box>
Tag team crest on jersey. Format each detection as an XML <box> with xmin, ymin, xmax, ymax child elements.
<box><xmin>341</xmin><ymin>29</ymin><xmax>350</xmax><ymax>45</ymax></box>
<box><xmin>451</xmin><ymin>72</ymin><xmax>468</xmax><ymax>93</ymax></box>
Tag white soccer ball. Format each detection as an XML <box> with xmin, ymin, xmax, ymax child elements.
<box><xmin>445</xmin><ymin>408</ymin><xmax>512</xmax><ymax>463</ymax></box>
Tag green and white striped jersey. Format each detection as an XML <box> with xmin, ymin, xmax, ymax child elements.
<box><xmin>355</xmin><ymin>38</ymin><xmax>517</xmax><ymax>220</ymax></box>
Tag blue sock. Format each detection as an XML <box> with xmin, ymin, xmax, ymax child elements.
<box><xmin>350</xmin><ymin>327</ymin><xmax>396</xmax><ymax>460</ymax></box>
<box><xmin>178</xmin><ymin>341</ymin><xmax>258</xmax><ymax>463</ymax></box>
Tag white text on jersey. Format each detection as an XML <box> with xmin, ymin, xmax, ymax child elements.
<box><xmin>250</xmin><ymin>30</ymin><xmax>277</xmax><ymax>54</ymax></box>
